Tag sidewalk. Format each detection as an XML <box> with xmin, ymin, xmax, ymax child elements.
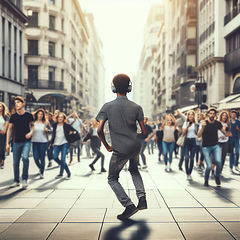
<box><xmin>0</xmin><ymin>148</ymin><xmax>240</xmax><ymax>240</ymax></box>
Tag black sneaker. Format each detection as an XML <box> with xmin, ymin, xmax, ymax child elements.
<box><xmin>215</xmin><ymin>176</ymin><xmax>221</xmax><ymax>186</ymax></box>
<box><xmin>101</xmin><ymin>168</ymin><xmax>106</xmax><ymax>172</ymax></box>
<box><xmin>204</xmin><ymin>180</ymin><xmax>209</xmax><ymax>187</ymax></box>
<box><xmin>47</xmin><ymin>161</ymin><xmax>52</xmax><ymax>168</ymax></box>
<box><xmin>137</xmin><ymin>196</ymin><xmax>147</xmax><ymax>210</ymax></box>
<box><xmin>117</xmin><ymin>204</ymin><xmax>138</xmax><ymax>221</ymax></box>
<box><xmin>89</xmin><ymin>164</ymin><xmax>95</xmax><ymax>171</ymax></box>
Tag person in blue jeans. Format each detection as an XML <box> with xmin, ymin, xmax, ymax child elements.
<box><xmin>32</xmin><ymin>109</ymin><xmax>51</xmax><ymax>179</ymax></box>
<box><xmin>182</xmin><ymin>110</ymin><xmax>197</xmax><ymax>181</ymax></box>
<box><xmin>229</xmin><ymin>110</ymin><xmax>240</xmax><ymax>172</ymax></box>
<box><xmin>6</xmin><ymin>96</ymin><xmax>34</xmax><ymax>189</ymax></box>
<box><xmin>139</xmin><ymin>117</ymin><xmax>154</xmax><ymax>169</ymax></box>
<box><xmin>51</xmin><ymin>112</ymin><xmax>77</xmax><ymax>180</ymax></box>
<box><xmin>197</xmin><ymin>108</ymin><xmax>231</xmax><ymax>187</ymax></box>
<box><xmin>162</xmin><ymin>114</ymin><xmax>177</xmax><ymax>171</ymax></box>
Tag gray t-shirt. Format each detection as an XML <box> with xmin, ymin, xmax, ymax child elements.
<box><xmin>96</xmin><ymin>96</ymin><xmax>144</xmax><ymax>155</ymax></box>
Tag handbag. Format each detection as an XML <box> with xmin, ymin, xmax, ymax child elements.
<box><xmin>68</xmin><ymin>130</ymin><xmax>80</xmax><ymax>144</ymax></box>
<box><xmin>176</xmin><ymin>134</ymin><xmax>186</xmax><ymax>147</ymax></box>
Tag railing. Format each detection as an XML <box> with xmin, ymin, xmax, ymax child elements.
<box><xmin>224</xmin><ymin>47</ymin><xmax>240</xmax><ymax>72</ymax></box>
<box><xmin>25</xmin><ymin>79</ymin><xmax>64</xmax><ymax>90</ymax></box>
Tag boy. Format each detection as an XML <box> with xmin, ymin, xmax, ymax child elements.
<box><xmin>96</xmin><ymin>73</ymin><xmax>148</xmax><ymax>221</ymax></box>
<box><xmin>6</xmin><ymin>96</ymin><xmax>34</xmax><ymax>189</ymax></box>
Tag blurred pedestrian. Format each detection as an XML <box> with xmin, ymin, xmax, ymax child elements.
<box><xmin>83</xmin><ymin>118</ymin><xmax>106</xmax><ymax>172</ymax></box>
<box><xmin>32</xmin><ymin>109</ymin><xmax>51</xmax><ymax>179</ymax></box>
<box><xmin>197</xmin><ymin>108</ymin><xmax>231</xmax><ymax>187</ymax></box>
<box><xmin>46</xmin><ymin>112</ymin><xmax>54</xmax><ymax>167</ymax></box>
<box><xmin>0</xmin><ymin>102</ymin><xmax>10</xmax><ymax>169</ymax></box>
<box><xmin>154</xmin><ymin>123</ymin><xmax>163</xmax><ymax>162</ymax></box>
<box><xmin>6</xmin><ymin>96</ymin><xmax>34</xmax><ymax>189</ymax></box>
<box><xmin>162</xmin><ymin>114</ymin><xmax>177</xmax><ymax>171</ymax></box>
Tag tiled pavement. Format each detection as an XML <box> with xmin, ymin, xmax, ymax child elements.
<box><xmin>0</xmin><ymin>148</ymin><xmax>240</xmax><ymax>240</ymax></box>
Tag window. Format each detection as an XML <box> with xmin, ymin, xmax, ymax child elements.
<box><xmin>28</xmin><ymin>40</ymin><xmax>38</xmax><ymax>55</ymax></box>
<box><xmin>49</xmin><ymin>66</ymin><xmax>55</xmax><ymax>82</ymax></box>
<box><xmin>28</xmin><ymin>66</ymin><xmax>38</xmax><ymax>87</ymax></box>
<box><xmin>49</xmin><ymin>42</ymin><xmax>55</xmax><ymax>57</ymax></box>
<box><xmin>49</xmin><ymin>0</ymin><xmax>54</xmax><ymax>4</ymax></box>
<box><xmin>14</xmin><ymin>27</ymin><xmax>17</xmax><ymax>51</ymax></box>
<box><xmin>61</xmin><ymin>19</ymin><xmax>64</xmax><ymax>31</ymax></box>
<box><xmin>28</xmin><ymin>12</ymin><xmax>38</xmax><ymax>27</ymax></box>
<box><xmin>8</xmin><ymin>22</ymin><xmax>11</xmax><ymax>78</ymax></box>
<box><xmin>19</xmin><ymin>31</ymin><xmax>22</xmax><ymax>82</ymax></box>
<box><xmin>61</xmin><ymin>69</ymin><xmax>64</xmax><ymax>82</ymax></box>
<box><xmin>49</xmin><ymin>15</ymin><xmax>55</xmax><ymax>30</ymax></box>
<box><xmin>2</xmin><ymin>17</ymin><xmax>5</xmax><ymax>44</ymax></box>
<box><xmin>233</xmin><ymin>77</ymin><xmax>240</xmax><ymax>94</ymax></box>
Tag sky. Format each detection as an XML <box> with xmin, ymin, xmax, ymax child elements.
<box><xmin>78</xmin><ymin>0</ymin><xmax>161</xmax><ymax>101</ymax></box>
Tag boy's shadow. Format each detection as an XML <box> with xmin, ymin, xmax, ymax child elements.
<box><xmin>103</xmin><ymin>219</ymin><xmax>150</xmax><ymax>240</ymax></box>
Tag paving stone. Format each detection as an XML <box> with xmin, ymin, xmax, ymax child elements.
<box><xmin>221</xmin><ymin>221</ymin><xmax>240</xmax><ymax>239</ymax></box>
<box><xmin>72</xmin><ymin>198</ymin><xmax>112</xmax><ymax>209</ymax></box>
<box><xmin>19</xmin><ymin>189</ymin><xmax>53</xmax><ymax>198</ymax></box>
<box><xmin>197</xmin><ymin>197</ymin><xmax>238</xmax><ymax>208</ymax></box>
<box><xmin>171</xmin><ymin>208</ymin><xmax>216</xmax><ymax>222</ymax></box>
<box><xmin>16</xmin><ymin>209</ymin><xmax>68</xmax><ymax>222</ymax></box>
<box><xmin>47</xmin><ymin>189</ymin><xmax>83</xmax><ymax>198</ymax></box>
<box><xmin>48</xmin><ymin>223</ymin><xmax>101</xmax><ymax>240</ymax></box>
<box><xmin>0</xmin><ymin>209</ymin><xmax>27</xmax><ymax>223</ymax></box>
<box><xmin>207</xmin><ymin>208</ymin><xmax>240</xmax><ymax>221</ymax></box>
<box><xmin>0</xmin><ymin>223</ymin><xmax>11</xmax><ymax>233</ymax></box>
<box><xmin>63</xmin><ymin>209</ymin><xmax>106</xmax><ymax>222</ymax></box>
<box><xmin>164</xmin><ymin>197</ymin><xmax>202</xmax><ymax>208</ymax></box>
<box><xmin>2</xmin><ymin>198</ymin><xmax>44</xmax><ymax>209</ymax></box>
<box><xmin>36</xmin><ymin>198</ymin><xmax>76</xmax><ymax>209</ymax></box>
<box><xmin>0</xmin><ymin>223</ymin><xmax>56</xmax><ymax>240</ymax></box>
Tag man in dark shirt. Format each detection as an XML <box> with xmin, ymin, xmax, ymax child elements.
<box><xmin>96</xmin><ymin>73</ymin><xmax>148</xmax><ymax>221</ymax></box>
<box><xmin>6</xmin><ymin>96</ymin><xmax>34</xmax><ymax>189</ymax></box>
<box><xmin>197</xmin><ymin>108</ymin><xmax>231</xmax><ymax>187</ymax></box>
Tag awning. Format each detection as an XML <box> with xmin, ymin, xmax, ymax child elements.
<box><xmin>178</xmin><ymin>105</ymin><xmax>198</xmax><ymax>113</ymax></box>
<box><xmin>215</xmin><ymin>93</ymin><xmax>240</xmax><ymax>110</ymax></box>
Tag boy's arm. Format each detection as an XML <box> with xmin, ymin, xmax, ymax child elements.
<box><xmin>97</xmin><ymin>119</ymin><xmax>112</xmax><ymax>152</ymax></box>
<box><xmin>138</xmin><ymin>121</ymin><xmax>148</xmax><ymax>138</ymax></box>
<box><xmin>6</xmin><ymin>123</ymin><xmax>13</xmax><ymax>152</ymax></box>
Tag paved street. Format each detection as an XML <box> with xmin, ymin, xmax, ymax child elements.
<box><xmin>0</xmin><ymin>147</ymin><xmax>240</xmax><ymax>240</ymax></box>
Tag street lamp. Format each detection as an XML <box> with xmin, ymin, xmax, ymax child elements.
<box><xmin>195</xmin><ymin>74</ymin><xmax>208</xmax><ymax>111</ymax></box>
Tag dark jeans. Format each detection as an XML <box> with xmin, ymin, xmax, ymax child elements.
<box><xmin>147</xmin><ymin>140</ymin><xmax>154</xmax><ymax>154</ymax></box>
<box><xmin>0</xmin><ymin>133</ymin><xmax>6</xmax><ymax>160</ymax></box>
<box><xmin>53</xmin><ymin>143</ymin><xmax>70</xmax><ymax>176</ymax></box>
<box><xmin>140</xmin><ymin>139</ymin><xmax>147</xmax><ymax>165</ymax></box>
<box><xmin>184</xmin><ymin>138</ymin><xmax>196</xmax><ymax>175</ymax></box>
<box><xmin>229</xmin><ymin>137</ymin><xmax>239</xmax><ymax>169</ymax></box>
<box><xmin>195</xmin><ymin>145</ymin><xmax>204</xmax><ymax>163</ymax></box>
<box><xmin>47</xmin><ymin>144</ymin><xmax>53</xmax><ymax>162</ymax></box>
<box><xmin>91</xmin><ymin>147</ymin><xmax>105</xmax><ymax>168</ymax></box>
<box><xmin>108</xmin><ymin>151</ymin><xmax>146</xmax><ymax>207</ymax></box>
<box><xmin>32</xmin><ymin>142</ymin><xmax>47</xmax><ymax>174</ymax></box>
<box><xmin>13</xmin><ymin>141</ymin><xmax>31</xmax><ymax>182</ymax></box>
<box><xmin>219</xmin><ymin>141</ymin><xmax>229</xmax><ymax>172</ymax></box>
<box><xmin>178</xmin><ymin>146</ymin><xmax>185</xmax><ymax>168</ymax></box>
<box><xmin>70</xmin><ymin>139</ymin><xmax>81</xmax><ymax>159</ymax></box>
<box><xmin>157</xmin><ymin>142</ymin><xmax>163</xmax><ymax>160</ymax></box>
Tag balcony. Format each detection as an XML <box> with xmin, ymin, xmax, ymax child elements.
<box><xmin>224</xmin><ymin>4</ymin><xmax>240</xmax><ymax>25</ymax></box>
<box><xmin>224</xmin><ymin>47</ymin><xmax>240</xmax><ymax>72</ymax></box>
<box><xmin>25</xmin><ymin>79</ymin><xmax>64</xmax><ymax>90</ymax></box>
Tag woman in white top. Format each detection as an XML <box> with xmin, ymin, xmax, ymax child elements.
<box><xmin>216</xmin><ymin>111</ymin><xmax>230</xmax><ymax>173</ymax></box>
<box><xmin>162</xmin><ymin>114</ymin><xmax>177</xmax><ymax>171</ymax></box>
<box><xmin>32</xmin><ymin>109</ymin><xmax>50</xmax><ymax>179</ymax></box>
<box><xmin>182</xmin><ymin>110</ymin><xmax>197</xmax><ymax>180</ymax></box>
<box><xmin>0</xmin><ymin>102</ymin><xmax>10</xmax><ymax>169</ymax></box>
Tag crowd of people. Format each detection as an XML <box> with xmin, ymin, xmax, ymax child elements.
<box><xmin>0</xmin><ymin>96</ymin><xmax>108</xmax><ymax>189</ymax></box>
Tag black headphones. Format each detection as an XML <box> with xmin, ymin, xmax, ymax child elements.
<box><xmin>111</xmin><ymin>80</ymin><xmax>132</xmax><ymax>93</ymax></box>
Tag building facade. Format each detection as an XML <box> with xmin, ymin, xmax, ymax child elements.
<box><xmin>0</xmin><ymin>0</ymin><xmax>28</xmax><ymax>109</ymax></box>
<box><xmin>23</xmin><ymin>0</ymin><xmax>90</xmax><ymax>115</ymax></box>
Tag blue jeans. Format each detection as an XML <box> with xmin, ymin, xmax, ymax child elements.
<box><xmin>184</xmin><ymin>138</ymin><xmax>196</xmax><ymax>175</ymax></box>
<box><xmin>140</xmin><ymin>139</ymin><xmax>147</xmax><ymax>165</ymax></box>
<box><xmin>162</xmin><ymin>141</ymin><xmax>175</xmax><ymax>165</ymax></box>
<box><xmin>108</xmin><ymin>150</ymin><xmax>146</xmax><ymax>207</ymax></box>
<box><xmin>229</xmin><ymin>137</ymin><xmax>239</xmax><ymax>169</ymax></box>
<box><xmin>13</xmin><ymin>141</ymin><xmax>31</xmax><ymax>182</ymax></box>
<box><xmin>202</xmin><ymin>144</ymin><xmax>221</xmax><ymax>182</ymax></box>
<box><xmin>32</xmin><ymin>142</ymin><xmax>47</xmax><ymax>174</ymax></box>
<box><xmin>53</xmin><ymin>143</ymin><xmax>70</xmax><ymax>176</ymax></box>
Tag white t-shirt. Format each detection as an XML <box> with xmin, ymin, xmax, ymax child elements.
<box><xmin>183</xmin><ymin>122</ymin><xmax>197</xmax><ymax>139</ymax></box>
<box><xmin>32</xmin><ymin>122</ymin><xmax>48</xmax><ymax>143</ymax></box>
<box><xmin>68</xmin><ymin>118</ymin><xmax>82</xmax><ymax>133</ymax></box>
<box><xmin>218</xmin><ymin>122</ymin><xmax>229</xmax><ymax>143</ymax></box>
<box><xmin>0</xmin><ymin>116</ymin><xmax>6</xmax><ymax>131</ymax></box>
<box><xmin>54</xmin><ymin>125</ymin><xmax>68</xmax><ymax>145</ymax></box>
